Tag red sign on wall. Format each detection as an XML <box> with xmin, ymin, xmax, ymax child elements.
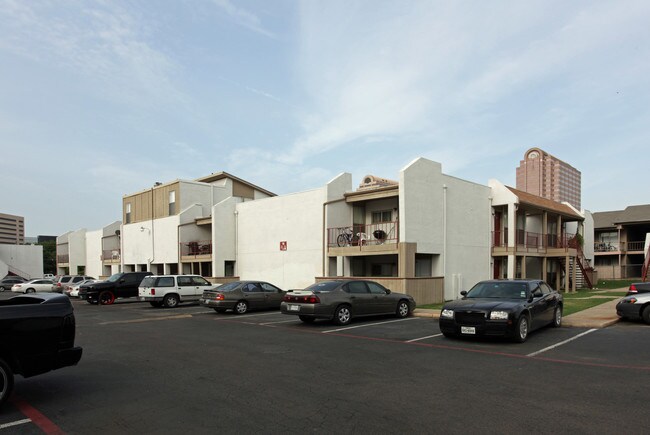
<box><xmin>280</xmin><ymin>241</ymin><xmax>287</xmax><ymax>251</ymax></box>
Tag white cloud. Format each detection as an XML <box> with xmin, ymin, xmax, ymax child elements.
<box><xmin>210</xmin><ymin>0</ymin><xmax>276</xmax><ymax>38</ymax></box>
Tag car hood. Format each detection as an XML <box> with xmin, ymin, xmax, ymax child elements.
<box><xmin>443</xmin><ymin>298</ymin><xmax>525</xmax><ymax>311</ymax></box>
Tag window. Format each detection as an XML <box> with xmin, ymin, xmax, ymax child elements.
<box><xmin>243</xmin><ymin>283</ymin><xmax>261</xmax><ymax>293</ymax></box>
<box><xmin>157</xmin><ymin>277</ymin><xmax>175</xmax><ymax>287</ymax></box>
<box><xmin>372</xmin><ymin>210</ymin><xmax>392</xmax><ymax>223</ymax></box>
<box><xmin>367</xmin><ymin>282</ymin><xmax>388</xmax><ymax>295</ymax></box>
<box><xmin>169</xmin><ymin>191</ymin><xmax>176</xmax><ymax>215</ymax></box>
<box><xmin>126</xmin><ymin>203</ymin><xmax>132</xmax><ymax>224</ymax></box>
<box><xmin>345</xmin><ymin>282</ymin><xmax>368</xmax><ymax>294</ymax></box>
<box><xmin>177</xmin><ymin>276</ymin><xmax>192</xmax><ymax>286</ymax></box>
<box><xmin>261</xmin><ymin>283</ymin><xmax>280</xmax><ymax>293</ymax></box>
<box><xmin>191</xmin><ymin>276</ymin><xmax>211</xmax><ymax>286</ymax></box>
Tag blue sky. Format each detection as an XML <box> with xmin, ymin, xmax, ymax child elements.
<box><xmin>1</xmin><ymin>0</ymin><xmax>649</xmax><ymax>236</ymax></box>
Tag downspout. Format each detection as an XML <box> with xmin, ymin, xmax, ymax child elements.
<box><xmin>443</xmin><ymin>184</ymin><xmax>447</xmax><ymax>294</ymax></box>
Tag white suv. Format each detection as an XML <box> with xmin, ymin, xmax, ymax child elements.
<box><xmin>138</xmin><ymin>275</ymin><xmax>219</xmax><ymax>308</ymax></box>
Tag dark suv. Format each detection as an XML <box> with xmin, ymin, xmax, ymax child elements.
<box><xmin>79</xmin><ymin>272</ymin><xmax>152</xmax><ymax>305</ymax></box>
<box><xmin>0</xmin><ymin>277</ymin><xmax>26</xmax><ymax>292</ymax></box>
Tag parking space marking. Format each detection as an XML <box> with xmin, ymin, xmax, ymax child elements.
<box><xmin>527</xmin><ymin>328</ymin><xmax>598</xmax><ymax>357</ymax></box>
<box><xmin>406</xmin><ymin>333</ymin><xmax>443</xmax><ymax>343</ymax></box>
<box><xmin>322</xmin><ymin>317</ymin><xmax>418</xmax><ymax>334</ymax></box>
<box><xmin>260</xmin><ymin>319</ymin><xmax>300</xmax><ymax>325</ymax></box>
<box><xmin>0</xmin><ymin>419</ymin><xmax>31</xmax><ymax>430</ymax></box>
<box><xmin>10</xmin><ymin>396</ymin><xmax>64</xmax><ymax>434</ymax></box>
<box><xmin>99</xmin><ymin>314</ymin><xmax>193</xmax><ymax>325</ymax></box>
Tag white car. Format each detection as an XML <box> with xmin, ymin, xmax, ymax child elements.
<box><xmin>66</xmin><ymin>279</ymin><xmax>98</xmax><ymax>298</ymax></box>
<box><xmin>139</xmin><ymin>275</ymin><xmax>219</xmax><ymax>308</ymax></box>
<box><xmin>616</xmin><ymin>292</ymin><xmax>650</xmax><ymax>324</ymax></box>
<box><xmin>11</xmin><ymin>279</ymin><xmax>55</xmax><ymax>294</ymax></box>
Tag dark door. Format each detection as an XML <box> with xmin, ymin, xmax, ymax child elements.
<box><xmin>260</xmin><ymin>282</ymin><xmax>284</xmax><ymax>308</ymax></box>
<box><xmin>344</xmin><ymin>281</ymin><xmax>372</xmax><ymax>315</ymax></box>
<box><xmin>241</xmin><ymin>282</ymin><xmax>265</xmax><ymax>308</ymax></box>
<box><xmin>366</xmin><ymin>281</ymin><xmax>394</xmax><ymax>313</ymax></box>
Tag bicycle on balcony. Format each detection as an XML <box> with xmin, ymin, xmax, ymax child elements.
<box><xmin>337</xmin><ymin>227</ymin><xmax>368</xmax><ymax>247</ymax></box>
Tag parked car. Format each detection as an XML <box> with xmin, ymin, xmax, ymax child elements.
<box><xmin>626</xmin><ymin>282</ymin><xmax>650</xmax><ymax>295</ymax></box>
<box><xmin>139</xmin><ymin>275</ymin><xmax>219</xmax><ymax>308</ymax></box>
<box><xmin>616</xmin><ymin>292</ymin><xmax>650</xmax><ymax>324</ymax></box>
<box><xmin>11</xmin><ymin>279</ymin><xmax>55</xmax><ymax>293</ymax></box>
<box><xmin>280</xmin><ymin>280</ymin><xmax>416</xmax><ymax>325</ymax></box>
<box><xmin>439</xmin><ymin>279</ymin><xmax>563</xmax><ymax>343</ymax></box>
<box><xmin>199</xmin><ymin>281</ymin><xmax>285</xmax><ymax>314</ymax></box>
<box><xmin>65</xmin><ymin>279</ymin><xmax>98</xmax><ymax>298</ymax></box>
<box><xmin>0</xmin><ymin>277</ymin><xmax>26</xmax><ymax>292</ymax></box>
<box><xmin>52</xmin><ymin>275</ymin><xmax>95</xmax><ymax>293</ymax></box>
<box><xmin>0</xmin><ymin>293</ymin><xmax>82</xmax><ymax>405</ymax></box>
<box><xmin>79</xmin><ymin>271</ymin><xmax>152</xmax><ymax>305</ymax></box>
<box><xmin>43</xmin><ymin>274</ymin><xmax>55</xmax><ymax>280</ymax></box>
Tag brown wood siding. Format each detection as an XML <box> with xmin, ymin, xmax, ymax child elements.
<box><xmin>233</xmin><ymin>180</ymin><xmax>254</xmax><ymax>199</ymax></box>
<box><xmin>123</xmin><ymin>182</ymin><xmax>181</xmax><ymax>224</ymax></box>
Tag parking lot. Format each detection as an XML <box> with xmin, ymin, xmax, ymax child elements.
<box><xmin>2</xmin><ymin>293</ymin><xmax>650</xmax><ymax>434</ymax></box>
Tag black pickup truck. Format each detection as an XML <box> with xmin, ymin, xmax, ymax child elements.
<box><xmin>0</xmin><ymin>293</ymin><xmax>82</xmax><ymax>405</ymax></box>
<box><xmin>79</xmin><ymin>271</ymin><xmax>152</xmax><ymax>305</ymax></box>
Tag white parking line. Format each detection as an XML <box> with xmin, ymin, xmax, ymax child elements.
<box><xmin>260</xmin><ymin>319</ymin><xmax>299</xmax><ymax>325</ymax></box>
<box><xmin>0</xmin><ymin>419</ymin><xmax>31</xmax><ymax>429</ymax></box>
<box><xmin>322</xmin><ymin>317</ymin><xmax>418</xmax><ymax>334</ymax></box>
<box><xmin>406</xmin><ymin>333</ymin><xmax>443</xmax><ymax>343</ymax></box>
<box><xmin>527</xmin><ymin>328</ymin><xmax>598</xmax><ymax>357</ymax></box>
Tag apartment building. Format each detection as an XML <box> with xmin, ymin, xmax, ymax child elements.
<box><xmin>0</xmin><ymin>212</ymin><xmax>24</xmax><ymax>245</ymax></box>
<box><xmin>592</xmin><ymin>205</ymin><xmax>650</xmax><ymax>279</ymax></box>
<box><xmin>516</xmin><ymin>148</ymin><xmax>581</xmax><ymax>210</ymax></box>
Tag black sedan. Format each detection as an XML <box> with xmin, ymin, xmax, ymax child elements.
<box><xmin>280</xmin><ymin>280</ymin><xmax>416</xmax><ymax>325</ymax></box>
<box><xmin>626</xmin><ymin>282</ymin><xmax>650</xmax><ymax>295</ymax></box>
<box><xmin>438</xmin><ymin>279</ymin><xmax>563</xmax><ymax>343</ymax></box>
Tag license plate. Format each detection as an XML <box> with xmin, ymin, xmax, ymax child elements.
<box><xmin>461</xmin><ymin>326</ymin><xmax>476</xmax><ymax>335</ymax></box>
<box><xmin>288</xmin><ymin>304</ymin><xmax>300</xmax><ymax>312</ymax></box>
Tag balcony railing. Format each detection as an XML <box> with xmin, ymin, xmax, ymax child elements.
<box><xmin>101</xmin><ymin>249</ymin><xmax>121</xmax><ymax>261</ymax></box>
<box><xmin>180</xmin><ymin>240</ymin><xmax>212</xmax><ymax>256</ymax></box>
<box><xmin>492</xmin><ymin>231</ymin><xmax>576</xmax><ymax>251</ymax></box>
<box><xmin>327</xmin><ymin>221</ymin><xmax>399</xmax><ymax>247</ymax></box>
<box><xmin>57</xmin><ymin>254</ymin><xmax>69</xmax><ymax>263</ymax></box>
<box><xmin>594</xmin><ymin>241</ymin><xmax>646</xmax><ymax>252</ymax></box>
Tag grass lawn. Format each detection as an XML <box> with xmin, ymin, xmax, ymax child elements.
<box><xmin>591</xmin><ymin>279</ymin><xmax>637</xmax><ymax>290</ymax></box>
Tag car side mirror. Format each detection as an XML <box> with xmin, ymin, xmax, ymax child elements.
<box><xmin>119</xmin><ymin>279</ymin><xmax>125</xmax><ymax>284</ymax></box>
<box><xmin>385</xmin><ymin>289</ymin><xmax>391</xmax><ymax>294</ymax></box>
<box><xmin>460</xmin><ymin>290</ymin><xmax>468</xmax><ymax>296</ymax></box>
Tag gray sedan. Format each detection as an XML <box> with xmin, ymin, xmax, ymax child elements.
<box><xmin>280</xmin><ymin>280</ymin><xmax>416</xmax><ymax>325</ymax></box>
<box><xmin>199</xmin><ymin>281</ymin><xmax>285</xmax><ymax>314</ymax></box>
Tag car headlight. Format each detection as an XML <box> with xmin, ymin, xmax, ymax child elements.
<box><xmin>440</xmin><ymin>309</ymin><xmax>454</xmax><ymax>319</ymax></box>
<box><xmin>622</xmin><ymin>298</ymin><xmax>637</xmax><ymax>304</ymax></box>
<box><xmin>490</xmin><ymin>310</ymin><xmax>509</xmax><ymax>320</ymax></box>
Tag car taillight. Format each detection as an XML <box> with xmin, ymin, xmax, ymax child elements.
<box><xmin>629</xmin><ymin>284</ymin><xmax>637</xmax><ymax>293</ymax></box>
<box><xmin>151</xmin><ymin>289</ymin><xmax>156</xmax><ymax>295</ymax></box>
<box><xmin>283</xmin><ymin>294</ymin><xmax>320</xmax><ymax>303</ymax></box>
<box><xmin>215</xmin><ymin>293</ymin><xmax>225</xmax><ymax>301</ymax></box>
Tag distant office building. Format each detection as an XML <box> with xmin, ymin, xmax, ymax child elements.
<box><xmin>0</xmin><ymin>213</ymin><xmax>25</xmax><ymax>245</ymax></box>
<box><xmin>516</xmin><ymin>148</ymin><xmax>581</xmax><ymax>210</ymax></box>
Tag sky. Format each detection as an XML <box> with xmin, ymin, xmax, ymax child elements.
<box><xmin>1</xmin><ymin>0</ymin><xmax>649</xmax><ymax>237</ymax></box>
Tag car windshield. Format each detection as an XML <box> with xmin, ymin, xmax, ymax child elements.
<box><xmin>106</xmin><ymin>273</ymin><xmax>125</xmax><ymax>283</ymax></box>
<box><xmin>304</xmin><ymin>281</ymin><xmax>341</xmax><ymax>293</ymax></box>
<box><xmin>466</xmin><ymin>282</ymin><xmax>529</xmax><ymax>299</ymax></box>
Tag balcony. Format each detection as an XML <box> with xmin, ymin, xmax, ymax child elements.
<box><xmin>180</xmin><ymin>240</ymin><xmax>212</xmax><ymax>261</ymax></box>
<box><xmin>327</xmin><ymin>221</ymin><xmax>399</xmax><ymax>255</ymax></box>
<box><xmin>101</xmin><ymin>249</ymin><xmax>121</xmax><ymax>263</ymax></box>
<box><xmin>492</xmin><ymin>231</ymin><xmax>577</xmax><ymax>255</ymax></box>
<box><xmin>594</xmin><ymin>241</ymin><xmax>646</xmax><ymax>253</ymax></box>
<box><xmin>56</xmin><ymin>254</ymin><xmax>69</xmax><ymax>264</ymax></box>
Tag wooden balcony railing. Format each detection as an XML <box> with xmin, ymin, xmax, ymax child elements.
<box><xmin>101</xmin><ymin>249</ymin><xmax>121</xmax><ymax>261</ymax></box>
<box><xmin>327</xmin><ymin>221</ymin><xmax>399</xmax><ymax>247</ymax></box>
<box><xmin>492</xmin><ymin>231</ymin><xmax>576</xmax><ymax>251</ymax></box>
<box><xmin>594</xmin><ymin>241</ymin><xmax>646</xmax><ymax>252</ymax></box>
<box><xmin>180</xmin><ymin>240</ymin><xmax>212</xmax><ymax>256</ymax></box>
<box><xmin>56</xmin><ymin>254</ymin><xmax>69</xmax><ymax>263</ymax></box>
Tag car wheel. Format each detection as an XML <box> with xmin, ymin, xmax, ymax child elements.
<box><xmin>99</xmin><ymin>291</ymin><xmax>115</xmax><ymax>305</ymax></box>
<box><xmin>551</xmin><ymin>306</ymin><xmax>562</xmax><ymax>327</ymax></box>
<box><xmin>234</xmin><ymin>301</ymin><xmax>248</xmax><ymax>314</ymax></box>
<box><xmin>0</xmin><ymin>358</ymin><xmax>14</xmax><ymax>406</ymax></box>
<box><xmin>514</xmin><ymin>315</ymin><xmax>530</xmax><ymax>343</ymax></box>
<box><xmin>299</xmin><ymin>315</ymin><xmax>315</xmax><ymax>323</ymax></box>
<box><xmin>333</xmin><ymin>305</ymin><xmax>352</xmax><ymax>326</ymax></box>
<box><xmin>396</xmin><ymin>300</ymin><xmax>410</xmax><ymax>318</ymax></box>
<box><xmin>163</xmin><ymin>294</ymin><xmax>179</xmax><ymax>308</ymax></box>
<box><xmin>25</xmin><ymin>288</ymin><xmax>35</xmax><ymax>294</ymax></box>
<box><xmin>149</xmin><ymin>301</ymin><xmax>163</xmax><ymax>308</ymax></box>
<box><xmin>642</xmin><ymin>306</ymin><xmax>650</xmax><ymax>325</ymax></box>
<box><xmin>214</xmin><ymin>308</ymin><xmax>227</xmax><ymax>313</ymax></box>
<box><xmin>0</xmin><ymin>287</ymin><xmax>5</xmax><ymax>292</ymax></box>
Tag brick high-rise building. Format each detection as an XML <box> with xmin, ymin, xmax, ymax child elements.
<box><xmin>515</xmin><ymin>148</ymin><xmax>581</xmax><ymax>210</ymax></box>
<box><xmin>0</xmin><ymin>213</ymin><xmax>25</xmax><ymax>245</ymax></box>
